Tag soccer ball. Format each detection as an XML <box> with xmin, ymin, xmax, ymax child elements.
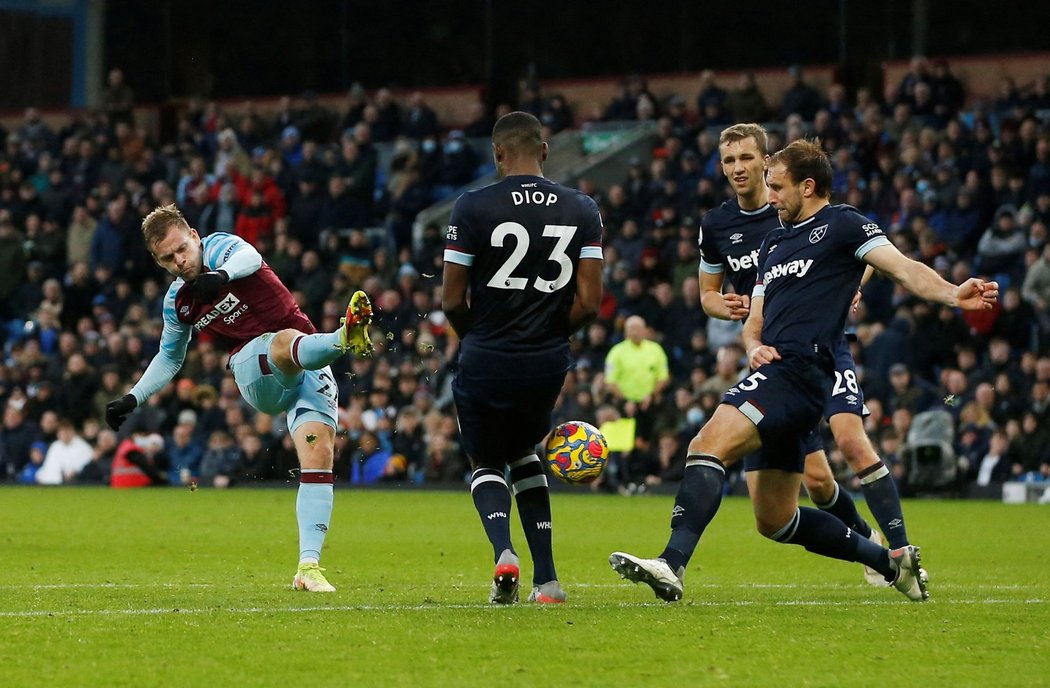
<box><xmin>545</xmin><ymin>421</ymin><xmax>609</xmax><ymax>485</ymax></box>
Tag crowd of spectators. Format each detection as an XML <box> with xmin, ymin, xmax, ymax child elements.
<box><xmin>1</xmin><ymin>57</ymin><xmax>1049</xmax><ymax>497</ymax></box>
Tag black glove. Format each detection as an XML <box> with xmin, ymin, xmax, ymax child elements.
<box><xmin>105</xmin><ymin>394</ymin><xmax>137</xmax><ymax>431</ymax></box>
<box><xmin>193</xmin><ymin>270</ymin><xmax>229</xmax><ymax>301</ymax></box>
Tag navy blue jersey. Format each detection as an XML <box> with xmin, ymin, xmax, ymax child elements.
<box><xmin>698</xmin><ymin>198</ymin><xmax>780</xmax><ymax>296</ymax></box>
<box><xmin>445</xmin><ymin>174</ymin><xmax>603</xmax><ymax>371</ymax></box>
<box><xmin>755</xmin><ymin>204</ymin><xmax>890</xmax><ymax>352</ymax></box>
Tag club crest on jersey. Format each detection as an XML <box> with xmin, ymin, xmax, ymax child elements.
<box><xmin>809</xmin><ymin>224</ymin><xmax>828</xmax><ymax>243</ymax></box>
<box><xmin>730</xmin><ymin>232</ymin><xmax>744</xmax><ymax>244</ymax></box>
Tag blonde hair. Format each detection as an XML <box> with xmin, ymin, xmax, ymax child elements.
<box><xmin>719</xmin><ymin>123</ymin><xmax>769</xmax><ymax>155</ymax></box>
<box><xmin>141</xmin><ymin>203</ymin><xmax>190</xmax><ymax>251</ymax></box>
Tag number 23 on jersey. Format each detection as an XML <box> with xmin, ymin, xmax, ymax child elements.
<box><xmin>487</xmin><ymin>222</ymin><xmax>577</xmax><ymax>292</ymax></box>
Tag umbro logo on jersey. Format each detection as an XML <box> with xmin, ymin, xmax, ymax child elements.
<box><xmin>845</xmin><ymin>394</ymin><xmax>859</xmax><ymax>405</ymax></box>
<box><xmin>809</xmin><ymin>224</ymin><xmax>829</xmax><ymax>243</ymax></box>
<box><xmin>730</xmin><ymin>233</ymin><xmax>744</xmax><ymax>244</ymax></box>
<box><xmin>179</xmin><ymin>306</ymin><xmax>190</xmax><ymax>316</ymax></box>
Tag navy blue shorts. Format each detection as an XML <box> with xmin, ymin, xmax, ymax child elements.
<box><xmin>723</xmin><ymin>353</ymin><xmax>828</xmax><ymax>473</ymax></box>
<box><xmin>822</xmin><ymin>338</ymin><xmax>867</xmax><ymax>419</ymax></box>
<box><xmin>452</xmin><ymin>369</ymin><xmax>566</xmax><ymax>467</ymax></box>
<box><xmin>802</xmin><ymin>426</ymin><xmax>824</xmax><ymax>455</ymax></box>
<box><xmin>799</xmin><ymin>339</ymin><xmax>867</xmax><ymax>456</ymax></box>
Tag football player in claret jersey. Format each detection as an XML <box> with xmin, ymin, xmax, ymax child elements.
<box><xmin>612</xmin><ymin>139</ymin><xmax>998</xmax><ymax>603</ymax></box>
<box><xmin>104</xmin><ymin>204</ymin><xmax>374</xmax><ymax>593</ymax></box>
<box><xmin>442</xmin><ymin>111</ymin><xmax>603</xmax><ymax>604</ymax></box>
<box><xmin>696</xmin><ymin>123</ymin><xmax>913</xmax><ymax>587</ymax></box>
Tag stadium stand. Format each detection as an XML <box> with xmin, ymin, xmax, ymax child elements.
<box><xmin>1</xmin><ymin>56</ymin><xmax>1048</xmax><ymax>499</ymax></box>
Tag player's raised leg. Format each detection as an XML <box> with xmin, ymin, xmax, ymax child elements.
<box><xmin>227</xmin><ymin>332</ymin><xmax>341</xmax><ymax>592</ymax></box>
<box><xmin>610</xmin><ymin>403</ymin><xmax>757</xmax><ymax>601</ymax></box>
<box><xmin>291</xmin><ymin>420</ymin><xmax>337</xmax><ymax>592</ymax></box>
<box><xmin>270</xmin><ymin>291</ymin><xmax>374</xmax><ymax>375</ymax></box>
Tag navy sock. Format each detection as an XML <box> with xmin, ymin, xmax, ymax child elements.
<box><xmin>858</xmin><ymin>461</ymin><xmax>909</xmax><ymax>549</ymax></box>
<box><xmin>470</xmin><ymin>467</ymin><xmax>513</xmax><ymax>562</ymax></box>
<box><xmin>658</xmin><ymin>455</ymin><xmax>726</xmax><ymax>572</ymax></box>
<box><xmin>774</xmin><ymin>507</ymin><xmax>893</xmax><ymax>578</ymax></box>
<box><xmin>509</xmin><ymin>454</ymin><xmax>556</xmax><ymax>585</ymax></box>
<box><xmin>814</xmin><ymin>481</ymin><xmax>873</xmax><ymax>539</ymax></box>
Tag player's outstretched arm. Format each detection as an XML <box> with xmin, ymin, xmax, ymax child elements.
<box><xmin>567</xmin><ymin>257</ymin><xmax>603</xmax><ymax>332</ymax></box>
<box><xmin>106</xmin><ymin>301</ymin><xmax>192</xmax><ymax>431</ymax></box>
<box><xmin>700</xmin><ymin>269</ymin><xmax>750</xmax><ymax>321</ymax></box>
<box><xmin>441</xmin><ymin>261</ymin><xmax>473</xmax><ymax>338</ymax></box>
<box><xmin>863</xmin><ymin>245</ymin><xmax>999</xmax><ymax>310</ymax></box>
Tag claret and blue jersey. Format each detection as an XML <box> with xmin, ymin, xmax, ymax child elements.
<box><xmin>130</xmin><ymin>232</ymin><xmax>314</xmax><ymax>405</ymax></box>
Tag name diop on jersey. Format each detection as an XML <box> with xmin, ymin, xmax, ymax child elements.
<box><xmin>763</xmin><ymin>258</ymin><xmax>814</xmax><ymax>283</ymax></box>
<box><xmin>511</xmin><ymin>189</ymin><xmax>558</xmax><ymax>206</ymax></box>
<box><xmin>194</xmin><ymin>293</ymin><xmax>249</xmax><ymax>330</ymax></box>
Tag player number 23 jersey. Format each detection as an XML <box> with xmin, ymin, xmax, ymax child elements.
<box><xmin>444</xmin><ymin>175</ymin><xmax>603</xmax><ymax>353</ymax></box>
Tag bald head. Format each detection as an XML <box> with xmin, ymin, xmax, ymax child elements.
<box><xmin>624</xmin><ymin>316</ymin><xmax>647</xmax><ymax>343</ymax></box>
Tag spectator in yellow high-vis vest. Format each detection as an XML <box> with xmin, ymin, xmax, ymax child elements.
<box><xmin>604</xmin><ymin>315</ymin><xmax>670</xmax><ymax>411</ymax></box>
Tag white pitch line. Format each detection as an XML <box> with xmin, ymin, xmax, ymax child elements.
<box><xmin>0</xmin><ymin>582</ymin><xmax>1037</xmax><ymax>591</ymax></box>
<box><xmin>0</xmin><ymin>598</ymin><xmax>1045</xmax><ymax>618</ymax></box>
<box><xmin>3</xmin><ymin>583</ymin><xmax>216</xmax><ymax>589</ymax></box>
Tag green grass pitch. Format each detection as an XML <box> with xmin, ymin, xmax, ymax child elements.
<box><xmin>2</xmin><ymin>487</ymin><xmax>1048</xmax><ymax>687</ymax></box>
